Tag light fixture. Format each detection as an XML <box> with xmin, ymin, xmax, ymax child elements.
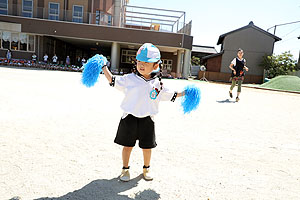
<box><xmin>128</xmin><ymin>45</ymin><xmax>135</xmax><ymax>49</ymax></box>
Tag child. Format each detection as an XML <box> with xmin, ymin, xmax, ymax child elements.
<box><xmin>6</xmin><ymin>49</ymin><xmax>12</xmax><ymax>62</ymax></box>
<box><xmin>32</xmin><ymin>53</ymin><xmax>37</xmax><ymax>63</ymax></box>
<box><xmin>52</xmin><ymin>54</ymin><xmax>58</xmax><ymax>65</ymax></box>
<box><xmin>43</xmin><ymin>53</ymin><xmax>48</xmax><ymax>64</ymax></box>
<box><xmin>101</xmin><ymin>43</ymin><xmax>185</xmax><ymax>181</ymax></box>
<box><xmin>66</xmin><ymin>56</ymin><xmax>70</xmax><ymax>66</ymax></box>
<box><xmin>228</xmin><ymin>48</ymin><xmax>249</xmax><ymax>102</ymax></box>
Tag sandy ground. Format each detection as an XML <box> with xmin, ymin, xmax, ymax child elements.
<box><xmin>0</xmin><ymin>66</ymin><xmax>300</xmax><ymax>200</ymax></box>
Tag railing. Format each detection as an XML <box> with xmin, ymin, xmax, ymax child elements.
<box><xmin>0</xmin><ymin>4</ymin><xmax>113</xmax><ymax>26</ymax></box>
<box><xmin>122</xmin><ymin>5</ymin><xmax>192</xmax><ymax>35</ymax></box>
<box><xmin>0</xmin><ymin>3</ymin><xmax>191</xmax><ymax>34</ymax></box>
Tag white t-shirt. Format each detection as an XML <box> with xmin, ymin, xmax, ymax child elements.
<box><xmin>52</xmin><ymin>56</ymin><xmax>58</xmax><ymax>63</ymax></box>
<box><xmin>43</xmin><ymin>55</ymin><xmax>48</xmax><ymax>62</ymax></box>
<box><xmin>231</xmin><ymin>57</ymin><xmax>246</xmax><ymax>66</ymax></box>
<box><xmin>112</xmin><ymin>73</ymin><xmax>177</xmax><ymax>118</ymax></box>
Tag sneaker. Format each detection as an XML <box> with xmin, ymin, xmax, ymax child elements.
<box><xmin>229</xmin><ymin>91</ymin><xmax>233</xmax><ymax>98</ymax></box>
<box><xmin>120</xmin><ymin>169</ymin><xmax>130</xmax><ymax>182</ymax></box>
<box><xmin>143</xmin><ymin>167</ymin><xmax>153</xmax><ymax>181</ymax></box>
<box><xmin>236</xmin><ymin>97</ymin><xmax>240</xmax><ymax>102</ymax></box>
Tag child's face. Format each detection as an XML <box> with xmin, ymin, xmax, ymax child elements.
<box><xmin>136</xmin><ymin>61</ymin><xmax>159</xmax><ymax>79</ymax></box>
<box><xmin>237</xmin><ymin>51</ymin><xmax>244</xmax><ymax>58</ymax></box>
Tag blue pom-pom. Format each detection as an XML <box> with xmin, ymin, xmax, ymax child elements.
<box><xmin>81</xmin><ymin>54</ymin><xmax>107</xmax><ymax>87</ymax></box>
<box><xmin>181</xmin><ymin>85</ymin><xmax>201</xmax><ymax>114</ymax></box>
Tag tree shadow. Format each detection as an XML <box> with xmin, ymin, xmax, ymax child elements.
<box><xmin>216</xmin><ymin>98</ymin><xmax>236</xmax><ymax>103</ymax></box>
<box><xmin>33</xmin><ymin>175</ymin><xmax>160</xmax><ymax>200</ymax></box>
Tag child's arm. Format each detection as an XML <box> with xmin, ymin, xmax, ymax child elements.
<box><xmin>177</xmin><ymin>91</ymin><xmax>185</xmax><ymax>97</ymax></box>
<box><xmin>229</xmin><ymin>63</ymin><xmax>236</xmax><ymax>75</ymax></box>
<box><xmin>244</xmin><ymin>66</ymin><xmax>249</xmax><ymax>71</ymax></box>
<box><xmin>102</xmin><ymin>66</ymin><xmax>113</xmax><ymax>84</ymax></box>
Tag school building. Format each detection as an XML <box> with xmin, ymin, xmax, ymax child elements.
<box><xmin>0</xmin><ymin>0</ymin><xmax>193</xmax><ymax>77</ymax></box>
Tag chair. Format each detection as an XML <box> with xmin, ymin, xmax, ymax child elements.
<box><xmin>150</xmin><ymin>23</ymin><xmax>160</xmax><ymax>31</ymax></box>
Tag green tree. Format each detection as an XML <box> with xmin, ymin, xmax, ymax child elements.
<box><xmin>260</xmin><ymin>51</ymin><xmax>299</xmax><ymax>78</ymax></box>
<box><xmin>191</xmin><ymin>56</ymin><xmax>201</xmax><ymax>66</ymax></box>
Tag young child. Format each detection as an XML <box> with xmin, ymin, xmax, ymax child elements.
<box><xmin>52</xmin><ymin>54</ymin><xmax>58</xmax><ymax>65</ymax></box>
<box><xmin>6</xmin><ymin>49</ymin><xmax>12</xmax><ymax>62</ymax></box>
<box><xmin>101</xmin><ymin>43</ymin><xmax>185</xmax><ymax>181</ymax></box>
<box><xmin>229</xmin><ymin>48</ymin><xmax>249</xmax><ymax>102</ymax></box>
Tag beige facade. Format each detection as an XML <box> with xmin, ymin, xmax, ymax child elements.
<box><xmin>43</xmin><ymin>0</ymin><xmax>65</xmax><ymax>20</ymax></box>
<box><xmin>16</xmin><ymin>0</ymin><xmax>39</xmax><ymax>17</ymax></box>
<box><xmin>0</xmin><ymin>0</ymin><xmax>193</xmax><ymax>78</ymax></box>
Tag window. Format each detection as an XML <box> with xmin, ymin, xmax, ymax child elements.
<box><xmin>11</xmin><ymin>33</ymin><xmax>19</xmax><ymax>50</ymax></box>
<box><xmin>107</xmin><ymin>15</ymin><xmax>112</xmax><ymax>25</ymax></box>
<box><xmin>2</xmin><ymin>31</ymin><xmax>10</xmax><ymax>49</ymax></box>
<box><xmin>72</xmin><ymin>5</ymin><xmax>83</xmax><ymax>23</ymax></box>
<box><xmin>49</xmin><ymin>2</ymin><xmax>59</xmax><ymax>20</ymax></box>
<box><xmin>95</xmin><ymin>11</ymin><xmax>112</xmax><ymax>25</ymax></box>
<box><xmin>161</xmin><ymin>59</ymin><xmax>173</xmax><ymax>73</ymax></box>
<box><xmin>0</xmin><ymin>30</ymin><xmax>35</xmax><ymax>51</ymax></box>
<box><xmin>28</xmin><ymin>35</ymin><xmax>34</xmax><ymax>51</ymax></box>
<box><xmin>0</xmin><ymin>0</ymin><xmax>8</xmax><ymax>15</ymax></box>
<box><xmin>95</xmin><ymin>10</ymin><xmax>100</xmax><ymax>25</ymax></box>
<box><xmin>22</xmin><ymin>0</ymin><xmax>33</xmax><ymax>18</ymax></box>
<box><xmin>20</xmin><ymin>33</ymin><xmax>27</xmax><ymax>51</ymax></box>
<box><xmin>121</xmin><ymin>50</ymin><xmax>137</xmax><ymax>64</ymax></box>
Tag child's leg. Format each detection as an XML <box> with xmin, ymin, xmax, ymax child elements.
<box><xmin>122</xmin><ymin>146</ymin><xmax>133</xmax><ymax>168</ymax></box>
<box><xmin>142</xmin><ymin>148</ymin><xmax>152</xmax><ymax>167</ymax></box>
<box><xmin>230</xmin><ymin>79</ymin><xmax>236</xmax><ymax>92</ymax></box>
<box><xmin>142</xmin><ymin>148</ymin><xmax>153</xmax><ymax>180</ymax></box>
<box><xmin>237</xmin><ymin>80</ymin><xmax>242</xmax><ymax>97</ymax></box>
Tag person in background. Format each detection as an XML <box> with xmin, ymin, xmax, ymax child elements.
<box><xmin>81</xmin><ymin>57</ymin><xmax>86</xmax><ymax>66</ymax></box>
<box><xmin>6</xmin><ymin>49</ymin><xmax>12</xmax><ymax>62</ymax></box>
<box><xmin>43</xmin><ymin>53</ymin><xmax>48</xmax><ymax>64</ymax></box>
<box><xmin>228</xmin><ymin>48</ymin><xmax>249</xmax><ymax>102</ymax></box>
<box><xmin>66</xmin><ymin>56</ymin><xmax>70</xmax><ymax>66</ymax></box>
<box><xmin>52</xmin><ymin>54</ymin><xmax>58</xmax><ymax>65</ymax></box>
<box><xmin>32</xmin><ymin>53</ymin><xmax>37</xmax><ymax>63</ymax></box>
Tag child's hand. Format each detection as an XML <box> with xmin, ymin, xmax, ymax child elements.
<box><xmin>233</xmin><ymin>70</ymin><xmax>236</xmax><ymax>75</ymax></box>
<box><xmin>245</xmin><ymin>67</ymin><xmax>249</xmax><ymax>71</ymax></box>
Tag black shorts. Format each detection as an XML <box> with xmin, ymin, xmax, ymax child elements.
<box><xmin>114</xmin><ymin>114</ymin><xmax>157</xmax><ymax>149</ymax></box>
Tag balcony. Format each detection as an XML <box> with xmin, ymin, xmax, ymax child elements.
<box><xmin>0</xmin><ymin>3</ymin><xmax>191</xmax><ymax>35</ymax></box>
<box><xmin>122</xmin><ymin>5</ymin><xmax>192</xmax><ymax>35</ymax></box>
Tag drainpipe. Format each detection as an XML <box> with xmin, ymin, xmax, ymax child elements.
<box><xmin>298</xmin><ymin>36</ymin><xmax>300</xmax><ymax>66</ymax></box>
<box><xmin>113</xmin><ymin>0</ymin><xmax>121</xmax><ymax>27</ymax></box>
<box><xmin>64</xmin><ymin>0</ymin><xmax>68</xmax><ymax>21</ymax></box>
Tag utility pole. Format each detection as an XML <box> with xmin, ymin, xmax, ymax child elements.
<box><xmin>267</xmin><ymin>20</ymin><xmax>300</xmax><ymax>35</ymax></box>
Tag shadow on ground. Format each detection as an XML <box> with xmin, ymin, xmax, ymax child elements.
<box><xmin>216</xmin><ymin>98</ymin><xmax>236</xmax><ymax>103</ymax></box>
<box><xmin>31</xmin><ymin>175</ymin><xmax>160</xmax><ymax>200</ymax></box>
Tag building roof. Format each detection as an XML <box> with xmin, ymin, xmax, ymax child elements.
<box><xmin>192</xmin><ymin>45</ymin><xmax>217</xmax><ymax>54</ymax></box>
<box><xmin>217</xmin><ymin>21</ymin><xmax>282</xmax><ymax>45</ymax></box>
<box><xmin>201</xmin><ymin>50</ymin><xmax>224</xmax><ymax>60</ymax></box>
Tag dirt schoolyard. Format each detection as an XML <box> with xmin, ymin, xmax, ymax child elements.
<box><xmin>1</xmin><ymin>66</ymin><xmax>300</xmax><ymax>200</ymax></box>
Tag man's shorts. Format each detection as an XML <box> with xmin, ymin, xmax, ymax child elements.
<box><xmin>114</xmin><ymin>114</ymin><xmax>157</xmax><ymax>149</ymax></box>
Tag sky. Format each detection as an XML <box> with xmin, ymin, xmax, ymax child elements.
<box><xmin>128</xmin><ymin>0</ymin><xmax>300</xmax><ymax>60</ymax></box>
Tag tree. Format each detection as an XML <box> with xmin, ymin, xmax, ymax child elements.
<box><xmin>191</xmin><ymin>56</ymin><xmax>201</xmax><ymax>66</ymax></box>
<box><xmin>260</xmin><ymin>51</ymin><xmax>299</xmax><ymax>78</ymax></box>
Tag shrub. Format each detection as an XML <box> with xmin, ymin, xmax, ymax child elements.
<box><xmin>260</xmin><ymin>51</ymin><xmax>299</xmax><ymax>78</ymax></box>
